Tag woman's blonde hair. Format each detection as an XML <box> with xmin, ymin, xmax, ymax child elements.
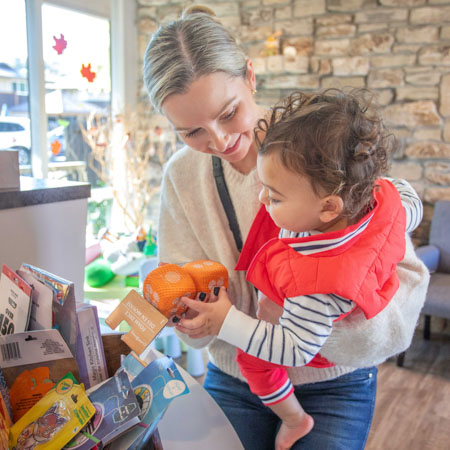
<box><xmin>143</xmin><ymin>5</ymin><xmax>247</xmax><ymax>111</ymax></box>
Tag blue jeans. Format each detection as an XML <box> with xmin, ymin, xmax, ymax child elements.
<box><xmin>204</xmin><ymin>363</ymin><xmax>377</xmax><ymax>450</ymax></box>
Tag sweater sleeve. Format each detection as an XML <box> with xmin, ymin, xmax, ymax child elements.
<box><xmin>219</xmin><ymin>294</ymin><xmax>354</xmax><ymax>366</ymax></box>
<box><xmin>385</xmin><ymin>177</ymin><xmax>423</xmax><ymax>233</ymax></box>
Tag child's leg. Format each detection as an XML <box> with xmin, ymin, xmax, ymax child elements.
<box><xmin>269</xmin><ymin>393</ymin><xmax>314</xmax><ymax>450</ymax></box>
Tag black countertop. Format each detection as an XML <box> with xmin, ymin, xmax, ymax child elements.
<box><xmin>0</xmin><ymin>177</ymin><xmax>91</xmax><ymax>210</ymax></box>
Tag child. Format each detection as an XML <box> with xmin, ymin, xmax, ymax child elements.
<box><xmin>176</xmin><ymin>89</ymin><xmax>422</xmax><ymax>450</ymax></box>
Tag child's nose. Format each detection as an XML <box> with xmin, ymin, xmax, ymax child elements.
<box><xmin>259</xmin><ymin>187</ymin><xmax>269</xmax><ymax>205</ymax></box>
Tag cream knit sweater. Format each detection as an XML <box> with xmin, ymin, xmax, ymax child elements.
<box><xmin>158</xmin><ymin>147</ymin><xmax>430</xmax><ymax>385</ymax></box>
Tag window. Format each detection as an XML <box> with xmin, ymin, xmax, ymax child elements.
<box><xmin>0</xmin><ymin>0</ymin><xmax>134</xmax><ymax>180</ymax></box>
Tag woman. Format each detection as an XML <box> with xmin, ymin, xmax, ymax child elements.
<box><xmin>143</xmin><ymin>7</ymin><xmax>429</xmax><ymax>449</ymax></box>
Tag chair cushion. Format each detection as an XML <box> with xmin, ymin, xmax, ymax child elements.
<box><xmin>421</xmin><ymin>272</ymin><xmax>450</xmax><ymax>318</ymax></box>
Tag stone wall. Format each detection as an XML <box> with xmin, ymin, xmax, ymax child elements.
<box><xmin>136</xmin><ymin>0</ymin><xmax>450</xmax><ymax>245</ymax></box>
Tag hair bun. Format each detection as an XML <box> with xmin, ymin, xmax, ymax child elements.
<box><xmin>181</xmin><ymin>5</ymin><xmax>216</xmax><ymax>19</ymax></box>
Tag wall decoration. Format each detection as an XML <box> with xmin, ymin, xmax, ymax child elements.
<box><xmin>52</xmin><ymin>34</ymin><xmax>67</xmax><ymax>55</ymax></box>
<box><xmin>80</xmin><ymin>63</ymin><xmax>96</xmax><ymax>82</ymax></box>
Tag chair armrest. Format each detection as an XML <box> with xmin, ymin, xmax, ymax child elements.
<box><xmin>415</xmin><ymin>244</ymin><xmax>440</xmax><ymax>273</ymax></box>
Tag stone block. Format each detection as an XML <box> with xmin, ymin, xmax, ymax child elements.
<box><xmin>137</xmin><ymin>16</ymin><xmax>158</xmax><ymax>34</ymax></box>
<box><xmin>267</xmin><ymin>55</ymin><xmax>284</xmax><ymax>73</ymax></box>
<box><xmin>396</xmin><ymin>26</ymin><xmax>439</xmax><ymax>43</ymax></box>
<box><xmin>252</xmin><ymin>57</ymin><xmax>267</xmax><ymax>75</ymax></box>
<box><xmin>262</xmin><ymin>74</ymin><xmax>319</xmax><ymax>89</ymax></box>
<box><xmin>368</xmin><ymin>68</ymin><xmax>404</xmax><ymax>88</ymax></box>
<box><xmin>374</xmin><ymin>88</ymin><xmax>395</xmax><ymax>106</ymax></box>
<box><xmin>396</xmin><ymin>86</ymin><xmax>439</xmax><ymax>101</ymax></box>
<box><xmin>351</xmin><ymin>33</ymin><xmax>394</xmax><ymax>55</ymax></box>
<box><xmin>383</xmin><ymin>101</ymin><xmax>441</xmax><ymax>127</ymax></box>
<box><xmin>441</xmin><ymin>25</ymin><xmax>450</xmax><ymax>40</ymax></box>
<box><xmin>294</xmin><ymin>0</ymin><xmax>326</xmax><ymax>17</ymax></box>
<box><xmin>284</xmin><ymin>55</ymin><xmax>309</xmax><ymax>73</ymax></box>
<box><xmin>406</xmin><ymin>141</ymin><xmax>450</xmax><ymax>158</ymax></box>
<box><xmin>313</xmin><ymin>58</ymin><xmax>332</xmax><ymax>75</ymax></box>
<box><xmin>389</xmin><ymin>161</ymin><xmax>423</xmax><ymax>181</ymax></box>
<box><xmin>371</xmin><ymin>54</ymin><xmax>416</xmax><ymax>68</ymax></box>
<box><xmin>405</xmin><ymin>70</ymin><xmax>440</xmax><ymax>86</ymax></box>
<box><xmin>355</xmin><ymin>8</ymin><xmax>408</xmax><ymax>23</ymax></box>
<box><xmin>424</xmin><ymin>187</ymin><xmax>450</xmax><ymax>202</ymax></box>
<box><xmin>392</xmin><ymin>44</ymin><xmax>422</xmax><ymax>53</ymax></box>
<box><xmin>444</xmin><ymin>121</ymin><xmax>450</xmax><ymax>142</ymax></box>
<box><xmin>275</xmin><ymin>18</ymin><xmax>313</xmax><ymax>35</ymax></box>
<box><xmin>321</xmin><ymin>76</ymin><xmax>365</xmax><ymax>89</ymax></box>
<box><xmin>358</xmin><ymin>24</ymin><xmax>389</xmax><ymax>33</ymax></box>
<box><xmin>380</xmin><ymin>0</ymin><xmax>425</xmax><ymax>5</ymax></box>
<box><xmin>410</xmin><ymin>6</ymin><xmax>450</xmax><ymax>24</ymax></box>
<box><xmin>283</xmin><ymin>37</ymin><xmax>313</xmax><ymax>56</ymax></box>
<box><xmin>202</xmin><ymin>2</ymin><xmax>240</xmax><ymax>17</ymax></box>
<box><xmin>440</xmin><ymin>74</ymin><xmax>450</xmax><ymax>117</ymax></box>
<box><xmin>425</xmin><ymin>162</ymin><xmax>450</xmax><ymax>185</ymax></box>
<box><xmin>332</xmin><ymin>57</ymin><xmax>370</xmax><ymax>75</ymax></box>
<box><xmin>316</xmin><ymin>24</ymin><xmax>356</xmax><ymax>39</ymax></box>
<box><xmin>327</xmin><ymin>0</ymin><xmax>367</xmax><ymax>12</ymax></box>
<box><xmin>419</xmin><ymin>45</ymin><xmax>450</xmax><ymax>66</ymax></box>
<box><xmin>315</xmin><ymin>39</ymin><xmax>350</xmax><ymax>56</ymax></box>
<box><xmin>315</xmin><ymin>14</ymin><xmax>352</xmax><ymax>26</ymax></box>
<box><xmin>275</xmin><ymin>5</ymin><xmax>293</xmax><ymax>20</ymax></box>
<box><xmin>413</xmin><ymin>128</ymin><xmax>442</xmax><ymax>141</ymax></box>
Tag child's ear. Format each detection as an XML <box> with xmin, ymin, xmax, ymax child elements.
<box><xmin>319</xmin><ymin>195</ymin><xmax>344</xmax><ymax>223</ymax></box>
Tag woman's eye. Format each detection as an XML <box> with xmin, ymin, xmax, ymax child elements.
<box><xmin>222</xmin><ymin>107</ymin><xmax>236</xmax><ymax>121</ymax></box>
<box><xmin>185</xmin><ymin>128</ymin><xmax>200</xmax><ymax>138</ymax></box>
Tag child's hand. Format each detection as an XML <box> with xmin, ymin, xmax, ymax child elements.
<box><xmin>175</xmin><ymin>287</ymin><xmax>232</xmax><ymax>338</ymax></box>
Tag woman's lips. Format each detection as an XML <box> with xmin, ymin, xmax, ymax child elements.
<box><xmin>222</xmin><ymin>135</ymin><xmax>241</xmax><ymax>155</ymax></box>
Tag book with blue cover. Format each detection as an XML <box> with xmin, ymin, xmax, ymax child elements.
<box><xmin>109</xmin><ymin>356</ymin><xmax>190</xmax><ymax>450</ymax></box>
<box><xmin>64</xmin><ymin>370</ymin><xmax>140</xmax><ymax>449</ymax></box>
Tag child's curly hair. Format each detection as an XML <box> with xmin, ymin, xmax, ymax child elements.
<box><xmin>256</xmin><ymin>89</ymin><xmax>394</xmax><ymax>223</ymax></box>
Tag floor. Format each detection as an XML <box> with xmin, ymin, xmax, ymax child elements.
<box><xmin>175</xmin><ymin>321</ymin><xmax>450</xmax><ymax>450</ymax></box>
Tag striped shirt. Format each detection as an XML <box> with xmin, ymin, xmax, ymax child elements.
<box><xmin>220</xmin><ymin>178</ymin><xmax>423</xmax><ymax>367</ymax></box>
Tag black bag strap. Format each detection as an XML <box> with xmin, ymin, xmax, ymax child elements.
<box><xmin>212</xmin><ymin>155</ymin><xmax>243</xmax><ymax>252</ymax></box>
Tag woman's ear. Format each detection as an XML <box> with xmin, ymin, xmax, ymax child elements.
<box><xmin>246</xmin><ymin>59</ymin><xmax>256</xmax><ymax>92</ymax></box>
<box><xmin>319</xmin><ymin>195</ymin><xmax>344</xmax><ymax>223</ymax></box>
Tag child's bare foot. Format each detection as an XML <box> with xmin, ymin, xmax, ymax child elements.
<box><xmin>275</xmin><ymin>412</ymin><xmax>314</xmax><ymax>450</ymax></box>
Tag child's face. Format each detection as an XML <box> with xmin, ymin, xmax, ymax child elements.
<box><xmin>257</xmin><ymin>152</ymin><xmax>329</xmax><ymax>233</ymax></box>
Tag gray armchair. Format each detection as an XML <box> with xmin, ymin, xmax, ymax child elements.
<box><xmin>397</xmin><ymin>200</ymin><xmax>450</xmax><ymax>366</ymax></box>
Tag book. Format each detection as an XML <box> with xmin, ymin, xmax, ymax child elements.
<box><xmin>109</xmin><ymin>356</ymin><xmax>190</xmax><ymax>450</ymax></box>
<box><xmin>75</xmin><ymin>304</ymin><xmax>108</xmax><ymax>389</ymax></box>
<box><xmin>64</xmin><ymin>370</ymin><xmax>141</xmax><ymax>449</ymax></box>
<box><xmin>0</xmin><ymin>264</ymin><xmax>32</xmax><ymax>335</ymax></box>
<box><xmin>19</xmin><ymin>263</ymin><xmax>77</xmax><ymax>356</ymax></box>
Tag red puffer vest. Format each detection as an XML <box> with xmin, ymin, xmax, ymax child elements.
<box><xmin>236</xmin><ymin>179</ymin><xmax>406</xmax><ymax>367</ymax></box>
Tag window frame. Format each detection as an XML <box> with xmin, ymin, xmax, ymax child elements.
<box><xmin>24</xmin><ymin>0</ymin><xmax>136</xmax><ymax>178</ymax></box>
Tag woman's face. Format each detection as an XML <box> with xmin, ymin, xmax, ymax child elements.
<box><xmin>162</xmin><ymin>65</ymin><xmax>261</xmax><ymax>169</ymax></box>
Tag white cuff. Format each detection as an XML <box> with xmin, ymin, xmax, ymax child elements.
<box><xmin>218</xmin><ymin>305</ymin><xmax>259</xmax><ymax>349</ymax></box>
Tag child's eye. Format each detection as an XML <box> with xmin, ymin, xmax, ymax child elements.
<box><xmin>222</xmin><ymin>106</ymin><xmax>236</xmax><ymax>121</ymax></box>
<box><xmin>269</xmin><ymin>197</ymin><xmax>280</xmax><ymax>204</ymax></box>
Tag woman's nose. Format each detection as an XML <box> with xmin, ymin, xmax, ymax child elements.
<box><xmin>211</xmin><ymin>130</ymin><xmax>229</xmax><ymax>152</ymax></box>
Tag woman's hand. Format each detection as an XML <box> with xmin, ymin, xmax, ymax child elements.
<box><xmin>256</xmin><ymin>292</ymin><xmax>283</xmax><ymax>325</ymax></box>
<box><xmin>175</xmin><ymin>287</ymin><xmax>232</xmax><ymax>338</ymax></box>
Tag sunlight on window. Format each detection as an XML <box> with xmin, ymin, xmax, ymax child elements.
<box><xmin>42</xmin><ymin>3</ymin><xmax>111</xmax><ymax>182</ymax></box>
<box><xmin>0</xmin><ymin>0</ymin><xmax>30</xmax><ymax>166</ymax></box>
